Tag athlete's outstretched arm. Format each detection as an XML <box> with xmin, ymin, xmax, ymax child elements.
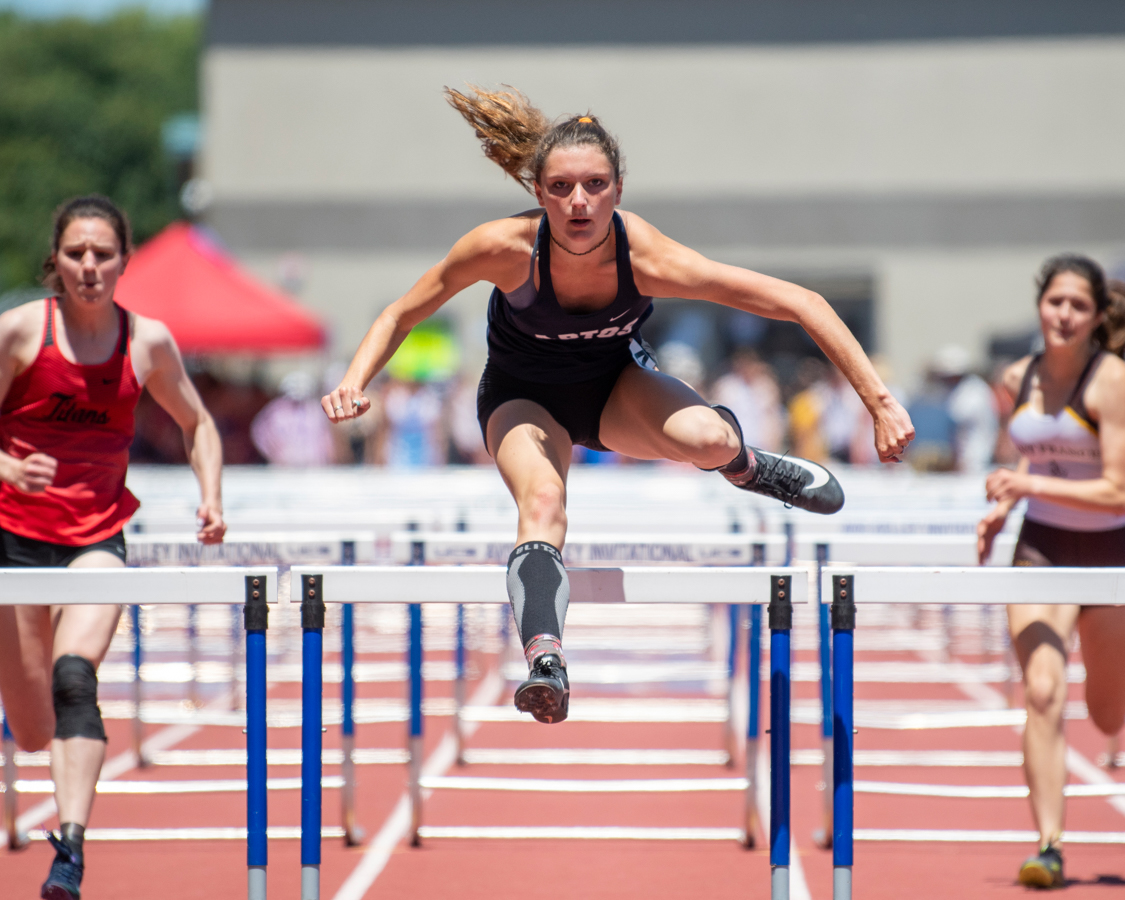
<box><xmin>626</xmin><ymin>215</ymin><xmax>914</xmax><ymax>463</ymax></box>
<box><xmin>133</xmin><ymin>317</ymin><xmax>226</xmax><ymax>544</ymax></box>
<box><xmin>323</xmin><ymin>218</ymin><xmax>531</xmax><ymax>423</ymax></box>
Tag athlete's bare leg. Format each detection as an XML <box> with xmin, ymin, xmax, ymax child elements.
<box><xmin>1008</xmin><ymin>603</ymin><xmax>1080</xmax><ymax>848</ymax></box>
<box><xmin>49</xmin><ymin>551</ymin><xmax>123</xmax><ymax>827</ymax></box>
<box><xmin>487</xmin><ymin>399</ymin><xmax>573</xmax><ymax>549</ymax></box>
<box><xmin>597</xmin><ymin>365</ymin><xmax>740</xmax><ymax>467</ymax></box>
<box><xmin>1077</xmin><ymin>606</ymin><xmax>1125</xmax><ymax>737</ymax></box>
<box><xmin>0</xmin><ymin>605</ymin><xmax>56</xmax><ymax>750</ymax></box>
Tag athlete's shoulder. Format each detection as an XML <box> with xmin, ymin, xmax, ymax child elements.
<box><xmin>1088</xmin><ymin>352</ymin><xmax>1125</xmax><ymax>417</ymax></box>
<box><xmin>0</xmin><ymin>298</ymin><xmax>49</xmax><ymax>354</ymax></box>
<box><xmin>456</xmin><ymin>210</ymin><xmax>540</xmax><ymax>255</ymax></box>
<box><xmin>127</xmin><ymin>310</ymin><xmax>176</xmax><ymax>352</ymax></box>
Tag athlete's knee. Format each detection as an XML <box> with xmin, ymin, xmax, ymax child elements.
<box><xmin>1023</xmin><ymin>657</ymin><xmax>1066</xmax><ymax>718</ymax></box>
<box><xmin>52</xmin><ymin>654</ymin><xmax>106</xmax><ymax>742</ymax></box>
<box><xmin>520</xmin><ymin>482</ymin><xmax>567</xmax><ymax>530</ymax></box>
<box><xmin>685</xmin><ymin>409</ymin><xmax>741</xmax><ymax>469</ymax></box>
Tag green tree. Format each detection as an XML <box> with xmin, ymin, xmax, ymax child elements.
<box><xmin>0</xmin><ymin>10</ymin><xmax>200</xmax><ymax>294</ymax></box>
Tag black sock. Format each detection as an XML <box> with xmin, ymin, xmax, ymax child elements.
<box><xmin>506</xmin><ymin>542</ymin><xmax>569</xmax><ymax>665</ymax></box>
<box><xmin>59</xmin><ymin>822</ymin><xmax>85</xmax><ymax>864</ymax></box>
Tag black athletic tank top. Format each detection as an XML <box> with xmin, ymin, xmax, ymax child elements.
<box><xmin>485</xmin><ymin>212</ymin><xmax>654</xmax><ymax>384</ymax></box>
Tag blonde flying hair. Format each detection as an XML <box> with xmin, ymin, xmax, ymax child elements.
<box><xmin>444</xmin><ymin>85</ymin><xmax>624</xmax><ymax>194</ymax></box>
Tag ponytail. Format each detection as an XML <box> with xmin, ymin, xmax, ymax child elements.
<box><xmin>445</xmin><ymin>85</ymin><xmax>624</xmax><ymax>194</ymax></box>
<box><xmin>1105</xmin><ymin>280</ymin><xmax>1125</xmax><ymax>357</ymax></box>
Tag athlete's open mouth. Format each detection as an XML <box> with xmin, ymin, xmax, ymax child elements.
<box><xmin>568</xmin><ymin>218</ymin><xmax>592</xmax><ymax>227</ymax></box>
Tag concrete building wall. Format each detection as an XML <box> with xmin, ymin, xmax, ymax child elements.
<box><xmin>200</xmin><ymin>9</ymin><xmax>1125</xmax><ymax>387</ymax></box>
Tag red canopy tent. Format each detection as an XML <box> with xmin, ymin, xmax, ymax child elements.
<box><xmin>114</xmin><ymin>222</ymin><xmax>326</xmax><ymax>354</ymax></box>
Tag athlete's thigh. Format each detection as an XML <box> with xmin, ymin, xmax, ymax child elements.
<box><xmin>0</xmin><ymin>604</ymin><xmax>55</xmax><ymax>738</ymax></box>
<box><xmin>598</xmin><ymin>364</ymin><xmax>722</xmax><ymax>461</ymax></box>
<box><xmin>51</xmin><ymin>550</ymin><xmax>125</xmax><ymax>666</ymax></box>
<box><xmin>1076</xmin><ymin>606</ymin><xmax>1125</xmax><ymax>727</ymax></box>
<box><xmin>1007</xmin><ymin>604</ymin><xmax>1080</xmax><ymax>670</ymax></box>
<box><xmin>487</xmin><ymin>399</ymin><xmax>573</xmax><ymax>499</ymax></box>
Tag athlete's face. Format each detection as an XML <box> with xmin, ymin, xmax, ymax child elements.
<box><xmin>534</xmin><ymin>145</ymin><xmax>622</xmax><ymax>250</ymax></box>
<box><xmin>54</xmin><ymin>217</ymin><xmax>128</xmax><ymax>308</ymax></box>
<box><xmin>1038</xmin><ymin>271</ymin><xmax>1104</xmax><ymax>352</ymax></box>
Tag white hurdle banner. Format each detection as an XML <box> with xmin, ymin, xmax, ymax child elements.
<box><xmin>823</xmin><ymin>565</ymin><xmax>1125</xmax><ymax>900</ymax></box>
<box><xmin>288</xmin><ymin>563</ymin><xmax>805</xmax><ymax>900</ymax></box>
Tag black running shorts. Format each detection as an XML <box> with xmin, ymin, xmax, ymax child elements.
<box><xmin>0</xmin><ymin>527</ymin><xmax>128</xmax><ymax>567</ymax></box>
<box><xmin>476</xmin><ymin>355</ymin><xmax>634</xmax><ymax>453</ymax></box>
<box><xmin>1013</xmin><ymin>518</ymin><xmax>1125</xmax><ymax>569</ymax></box>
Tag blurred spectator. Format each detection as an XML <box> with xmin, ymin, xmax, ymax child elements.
<box><xmin>446</xmin><ymin>374</ymin><xmax>491</xmax><ymax>465</ymax></box>
<box><xmin>786</xmin><ymin>358</ymin><xmax>865</xmax><ymax>463</ymax></box>
<box><xmin>132</xmin><ymin>369</ymin><xmax>269</xmax><ymax>465</ymax></box>
<box><xmin>787</xmin><ymin>358</ymin><xmax>830</xmax><ymax>462</ymax></box>
<box><xmin>656</xmin><ymin>340</ymin><xmax>705</xmax><ymax>391</ymax></box>
<box><xmin>906</xmin><ymin>367</ymin><xmax>956</xmax><ymax>472</ymax></box>
<box><xmin>710</xmin><ymin>350</ymin><xmax>786</xmax><ymax>452</ymax></box>
<box><xmin>932</xmin><ymin>344</ymin><xmax>998</xmax><ymax>473</ymax></box>
<box><xmin>382</xmin><ymin>379</ymin><xmax>445</xmax><ymax>467</ymax></box>
<box><xmin>251</xmin><ymin>371</ymin><xmax>334</xmax><ymax>466</ymax></box>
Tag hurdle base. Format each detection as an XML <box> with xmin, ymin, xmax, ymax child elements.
<box><xmin>301</xmin><ymin>864</ymin><xmax>319</xmax><ymax>900</ymax></box>
<box><xmin>834</xmin><ymin>865</ymin><xmax>852</xmax><ymax>900</ymax></box>
<box><xmin>771</xmin><ymin>865</ymin><xmax>788</xmax><ymax>900</ymax></box>
<box><xmin>248</xmin><ymin>865</ymin><xmax>266</xmax><ymax>900</ymax></box>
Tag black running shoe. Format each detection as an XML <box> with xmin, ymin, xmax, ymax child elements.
<box><xmin>1018</xmin><ymin>843</ymin><xmax>1064</xmax><ymax>889</ymax></box>
<box><xmin>727</xmin><ymin>446</ymin><xmax>844</xmax><ymax>515</ymax></box>
<box><xmin>41</xmin><ymin>832</ymin><xmax>83</xmax><ymax>900</ymax></box>
<box><xmin>514</xmin><ymin>654</ymin><xmax>569</xmax><ymax>724</ymax></box>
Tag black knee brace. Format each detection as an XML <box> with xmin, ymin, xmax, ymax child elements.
<box><xmin>52</xmin><ymin>655</ymin><xmax>106</xmax><ymax>742</ymax></box>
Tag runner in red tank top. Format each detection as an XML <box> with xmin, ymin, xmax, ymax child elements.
<box><xmin>0</xmin><ymin>196</ymin><xmax>226</xmax><ymax>900</ymax></box>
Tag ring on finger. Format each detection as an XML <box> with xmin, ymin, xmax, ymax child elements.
<box><xmin>333</xmin><ymin>405</ymin><xmax>344</xmax><ymax>412</ymax></box>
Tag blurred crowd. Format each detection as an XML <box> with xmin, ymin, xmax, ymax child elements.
<box><xmin>131</xmin><ymin>341</ymin><xmax>1024</xmax><ymax>473</ymax></box>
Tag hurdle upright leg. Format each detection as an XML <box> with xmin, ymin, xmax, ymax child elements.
<box><xmin>408</xmin><ymin>601</ymin><xmax>424</xmax><ymax>846</ymax></box>
<box><xmin>3</xmin><ymin>714</ymin><xmax>27</xmax><ymax>850</ymax></box>
<box><xmin>769</xmin><ymin>574</ymin><xmax>793</xmax><ymax>900</ymax></box>
<box><xmin>244</xmin><ymin>575</ymin><xmax>270</xmax><ymax>900</ymax></box>
<box><xmin>130</xmin><ymin>604</ymin><xmax>146</xmax><ymax>767</ymax></box>
<box><xmin>744</xmin><ymin>541</ymin><xmax>766</xmax><ymax>848</ymax></box>
<box><xmin>301</xmin><ymin>574</ymin><xmax>326</xmax><ymax>900</ymax></box>
<box><xmin>816</xmin><ymin>543</ymin><xmax>833</xmax><ymax>847</ymax></box>
<box><xmin>725</xmin><ymin>603</ymin><xmax>740</xmax><ymax>767</ymax></box>
<box><xmin>340</xmin><ymin>540</ymin><xmax>362</xmax><ymax>845</ymax></box>
<box><xmin>454</xmin><ymin>602</ymin><xmax>466</xmax><ymax>765</ymax></box>
<box><xmin>831</xmin><ymin>574</ymin><xmax>856</xmax><ymax>900</ymax></box>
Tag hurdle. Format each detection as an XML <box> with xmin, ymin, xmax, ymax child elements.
<box><xmin>289</xmin><ymin>562</ymin><xmax>806</xmax><ymax>900</ymax></box>
<box><xmin>0</xmin><ymin>566</ymin><xmax>277</xmax><ymax>900</ymax></box>
<box><xmin>824</xmin><ymin>565</ymin><xmax>1125</xmax><ymax>900</ymax></box>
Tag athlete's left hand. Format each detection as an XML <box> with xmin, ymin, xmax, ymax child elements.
<box><xmin>871</xmin><ymin>396</ymin><xmax>915</xmax><ymax>463</ymax></box>
<box><xmin>196</xmin><ymin>503</ymin><xmax>227</xmax><ymax>544</ymax></box>
<box><xmin>985</xmin><ymin>468</ymin><xmax>1031</xmax><ymax>506</ymax></box>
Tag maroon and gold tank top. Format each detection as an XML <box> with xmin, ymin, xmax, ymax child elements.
<box><xmin>0</xmin><ymin>297</ymin><xmax>142</xmax><ymax>544</ymax></box>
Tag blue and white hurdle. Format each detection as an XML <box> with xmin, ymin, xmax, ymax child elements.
<box><xmin>289</xmin><ymin>562</ymin><xmax>807</xmax><ymax>900</ymax></box>
<box><xmin>823</xmin><ymin>565</ymin><xmax>1125</xmax><ymax>900</ymax></box>
<box><xmin>0</xmin><ymin>567</ymin><xmax>278</xmax><ymax>900</ymax></box>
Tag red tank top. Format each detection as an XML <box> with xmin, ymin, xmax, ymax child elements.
<box><xmin>0</xmin><ymin>298</ymin><xmax>142</xmax><ymax>544</ymax></box>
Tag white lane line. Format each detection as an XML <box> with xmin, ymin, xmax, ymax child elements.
<box><xmin>26</xmin><ymin>826</ymin><xmax>346</xmax><ymax>841</ymax></box>
<box><xmin>461</xmin><ymin>748</ymin><xmax>730</xmax><ymax>766</ymax></box>
<box><xmin>756</xmin><ymin>732</ymin><xmax>813</xmax><ymax>900</ymax></box>
<box><xmin>417</xmin><ymin>826</ymin><xmax>744</xmax><ymax>840</ymax></box>
<box><xmin>15</xmin><ymin>776</ymin><xmax>346</xmax><ymax>794</ymax></box>
<box><xmin>330</xmin><ymin>669</ymin><xmax>504</xmax><ymax>900</ymax></box>
<box><xmin>853</xmin><ymin>780</ymin><xmax>1125</xmax><ymax>799</ymax></box>
<box><xmin>856</xmin><ymin>828</ymin><xmax>1125</xmax><ymax>844</ymax></box>
<box><xmin>420</xmin><ymin>776</ymin><xmax>744</xmax><ymax>793</ymax></box>
<box><xmin>792</xmin><ymin>749</ymin><xmax>1024</xmax><ymax>767</ymax></box>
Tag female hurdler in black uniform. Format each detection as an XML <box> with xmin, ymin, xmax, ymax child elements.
<box><xmin>324</xmin><ymin>88</ymin><xmax>915</xmax><ymax>724</ymax></box>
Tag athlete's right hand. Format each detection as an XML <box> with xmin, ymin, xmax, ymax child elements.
<box><xmin>321</xmin><ymin>384</ymin><xmax>371</xmax><ymax>424</ymax></box>
<box><xmin>9</xmin><ymin>452</ymin><xmax>57</xmax><ymax>493</ymax></box>
<box><xmin>976</xmin><ymin>505</ymin><xmax>1009</xmax><ymax>565</ymax></box>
